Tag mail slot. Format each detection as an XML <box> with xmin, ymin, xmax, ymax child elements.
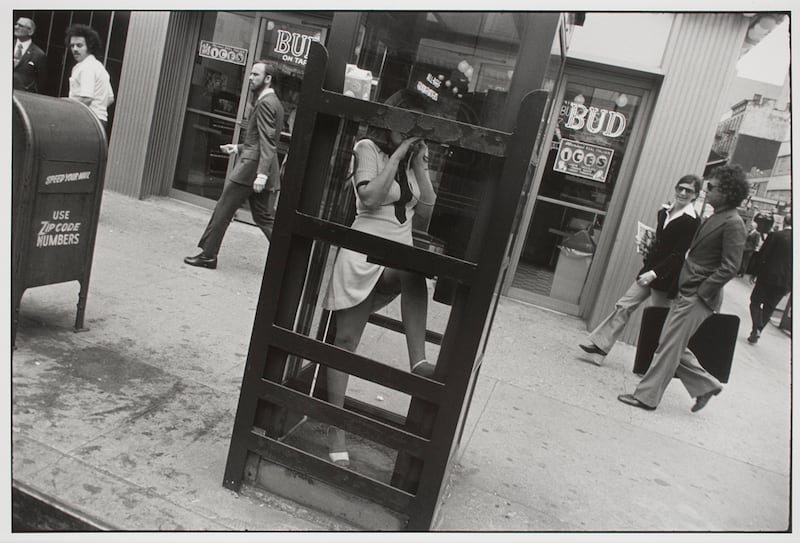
<box><xmin>12</xmin><ymin>91</ymin><xmax>108</xmax><ymax>345</ymax></box>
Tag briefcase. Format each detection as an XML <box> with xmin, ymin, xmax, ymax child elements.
<box><xmin>633</xmin><ymin>306</ymin><xmax>739</xmax><ymax>383</ymax></box>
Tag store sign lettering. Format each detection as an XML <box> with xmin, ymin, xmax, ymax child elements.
<box><xmin>198</xmin><ymin>40</ymin><xmax>248</xmax><ymax>66</ymax></box>
<box><xmin>553</xmin><ymin>138</ymin><xmax>614</xmax><ymax>182</ymax></box>
<box><xmin>45</xmin><ymin>170</ymin><xmax>91</xmax><ymax>186</ymax></box>
<box><xmin>563</xmin><ymin>101</ymin><xmax>627</xmax><ymax>138</ymax></box>
<box><xmin>37</xmin><ymin>209</ymin><xmax>82</xmax><ymax>248</ymax></box>
<box><xmin>273</xmin><ymin>30</ymin><xmax>320</xmax><ymax>66</ymax></box>
<box><xmin>415</xmin><ymin>73</ymin><xmax>441</xmax><ymax>102</ymax></box>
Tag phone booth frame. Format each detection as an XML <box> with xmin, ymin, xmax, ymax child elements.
<box><xmin>223</xmin><ymin>12</ymin><xmax>567</xmax><ymax>530</ymax></box>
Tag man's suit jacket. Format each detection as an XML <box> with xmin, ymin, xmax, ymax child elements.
<box><xmin>641</xmin><ymin>205</ymin><xmax>700</xmax><ymax>298</ymax></box>
<box><xmin>229</xmin><ymin>90</ymin><xmax>285</xmax><ymax>190</ymax></box>
<box><xmin>13</xmin><ymin>41</ymin><xmax>47</xmax><ymax>93</ymax></box>
<box><xmin>678</xmin><ymin>207</ymin><xmax>746</xmax><ymax>312</ymax></box>
<box><xmin>753</xmin><ymin>227</ymin><xmax>792</xmax><ymax>291</ymax></box>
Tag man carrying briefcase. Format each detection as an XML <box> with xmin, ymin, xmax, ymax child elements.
<box><xmin>618</xmin><ymin>164</ymin><xmax>749</xmax><ymax>412</ymax></box>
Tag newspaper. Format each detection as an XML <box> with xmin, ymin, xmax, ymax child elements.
<box><xmin>636</xmin><ymin>221</ymin><xmax>656</xmax><ymax>257</ymax></box>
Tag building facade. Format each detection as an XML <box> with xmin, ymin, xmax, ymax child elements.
<box><xmin>708</xmin><ymin>90</ymin><xmax>791</xmax><ymax>227</ymax></box>
<box><xmin>17</xmin><ymin>10</ymin><xmax>784</xmax><ymax>344</ymax></box>
<box><xmin>712</xmin><ymin>94</ymin><xmax>791</xmax><ymax>174</ymax></box>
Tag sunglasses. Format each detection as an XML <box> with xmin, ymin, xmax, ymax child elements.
<box><xmin>675</xmin><ymin>186</ymin><xmax>696</xmax><ymax>194</ymax></box>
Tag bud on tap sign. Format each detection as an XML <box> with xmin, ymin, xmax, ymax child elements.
<box><xmin>266</xmin><ymin>21</ymin><xmax>322</xmax><ymax>67</ymax></box>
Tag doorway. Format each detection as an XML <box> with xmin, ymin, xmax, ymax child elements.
<box><xmin>506</xmin><ymin>66</ymin><xmax>654</xmax><ymax>315</ymax></box>
<box><xmin>170</xmin><ymin>11</ymin><xmax>330</xmax><ymax>208</ymax></box>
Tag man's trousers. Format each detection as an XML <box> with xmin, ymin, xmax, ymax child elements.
<box><xmin>750</xmin><ymin>281</ymin><xmax>789</xmax><ymax>333</ymax></box>
<box><xmin>588</xmin><ymin>281</ymin><xmax>670</xmax><ymax>354</ymax></box>
<box><xmin>633</xmin><ymin>294</ymin><xmax>722</xmax><ymax>408</ymax></box>
<box><xmin>198</xmin><ymin>179</ymin><xmax>277</xmax><ymax>257</ymax></box>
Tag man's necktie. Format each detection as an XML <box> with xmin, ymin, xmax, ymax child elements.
<box><xmin>14</xmin><ymin>42</ymin><xmax>23</xmax><ymax>67</ymax></box>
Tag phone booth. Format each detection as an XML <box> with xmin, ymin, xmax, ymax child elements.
<box><xmin>223</xmin><ymin>12</ymin><xmax>571</xmax><ymax>530</ymax></box>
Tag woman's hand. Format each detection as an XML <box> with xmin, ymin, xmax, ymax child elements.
<box><xmin>636</xmin><ymin>270</ymin><xmax>657</xmax><ymax>287</ymax></box>
<box><xmin>411</xmin><ymin>140</ymin><xmax>429</xmax><ymax>169</ymax></box>
<box><xmin>392</xmin><ymin>136</ymin><xmax>422</xmax><ymax>161</ymax></box>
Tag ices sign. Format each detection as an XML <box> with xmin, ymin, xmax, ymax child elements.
<box><xmin>199</xmin><ymin>41</ymin><xmax>248</xmax><ymax>66</ymax></box>
<box><xmin>553</xmin><ymin>138</ymin><xmax>614</xmax><ymax>182</ymax></box>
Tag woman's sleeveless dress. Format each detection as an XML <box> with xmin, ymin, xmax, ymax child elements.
<box><xmin>323</xmin><ymin>139</ymin><xmax>420</xmax><ymax>311</ymax></box>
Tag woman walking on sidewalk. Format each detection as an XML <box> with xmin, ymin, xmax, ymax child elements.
<box><xmin>579</xmin><ymin>174</ymin><xmax>701</xmax><ymax>363</ymax></box>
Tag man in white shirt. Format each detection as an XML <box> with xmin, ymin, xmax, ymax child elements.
<box><xmin>13</xmin><ymin>17</ymin><xmax>47</xmax><ymax>93</ymax></box>
<box><xmin>65</xmin><ymin>24</ymin><xmax>114</xmax><ymax>131</ymax></box>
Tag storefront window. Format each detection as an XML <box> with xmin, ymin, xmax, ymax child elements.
<box><xmin>173</xmin><ymin>11</ymin><xmax>331</xmax><ymax>202</ymax></box>
<box><xmin>258</xmin><ymin>17</ymin><xmax>327</xmax><ymax>134</ymax></box>
<box><xmin>352</xmin><ymin>12</ymin><xmax>524</xmax><ymax>130</ymax></box>
<box><xmin>173</xmin><ymin>12</ymin><xmax>255</xmax><ymax>200</ymax></box>
<box><xmin>540</xmin><ymin>82</ymin><xmax>641</xmax><ymax>211</ymax></box>
<box><xmin>510</xmin><ymin>76</ymin><xmax>643</xmax><ymax>309</ymax></box>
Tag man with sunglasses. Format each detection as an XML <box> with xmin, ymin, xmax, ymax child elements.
<box><xmin>618</xmin><ymin>164</ymin><xmax>749</xmax><ymax>412</ymax></box>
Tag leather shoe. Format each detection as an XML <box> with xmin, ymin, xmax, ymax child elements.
<box><xmin>579</xmin><ymin>343</ymin><xmax>607</xmax><ymax>356</ymax></box>
<box><xmin>617</xmin><ymin>393</ymin><xmax>655</xmax><ymax>411</ymax></box>
<box><xmin>691</xmin><ymin>388</ymin><xmax>721</xmax><ymax>412</ymax></box>
<box><xmin>184</xmin><ymin>252</ymin><xmax>217</xmax><ymax>269</ymax></box>
<box><xmin>747</xmin><ymin>331</ymin><xmax>759</xmax><ymax>344</ymax></box>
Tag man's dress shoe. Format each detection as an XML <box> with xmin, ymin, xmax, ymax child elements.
<box><xmin>691</xmin><ymin>388</ymin><xmax>721</xmax><ymax>412</ymax></box>
<box><xmin>617</xmin><ymin>393</ymin><xmax>656</xmax><ymax>411</ymax></box>
<box><xmin>579</xmin><ymin>343</ymin><xmax>607</xmax><ymax>356</ymax></box>
<box><xmin>184</xmin><ymin>253</ymin><xmax>217</xmax><ymax>269</ymax></box>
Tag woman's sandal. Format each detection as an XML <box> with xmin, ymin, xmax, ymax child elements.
<box><xmin>411</xmin><ymin>359</ymin><xmax>436</xmax><ymax>378</ymax></box>
<box><xmin>327</xmin><ymin>428</ymin><xmax>350</xmax><ymax>467</ymax></box>
<box><xmin>328</xmin><ymin>451</ymin><xmax>350</xmax><ymax>467</ymax></box>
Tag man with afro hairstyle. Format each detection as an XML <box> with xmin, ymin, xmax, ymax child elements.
<box><xmin>65</xmin><ymin>23</ymin><xmax>114</xmax><ymax>130</ymax></box>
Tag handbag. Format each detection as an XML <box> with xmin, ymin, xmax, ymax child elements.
<box><xmin>633</xmin><ymin>306</ymin><xmax>739</xmax><ymax>383</ymax></box>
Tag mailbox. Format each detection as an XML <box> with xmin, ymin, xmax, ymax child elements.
<box><xmin>12</xmin><ymin>91</ymin><xmax>108</xmax><ymax>345</ymax></box>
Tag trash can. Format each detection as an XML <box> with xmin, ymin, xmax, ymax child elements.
<box><xmin>12</xmin><ymin>91</ymin><xmax>108</xmax><ymax>345</ymax></box>
<box><xmin>550</xmin><ymin>229</ymin><xmax>594</xmax><ymax>304</ymax></box>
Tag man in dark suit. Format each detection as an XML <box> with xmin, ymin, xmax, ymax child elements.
<box><xmin>618</xmin><ymin>164</ymin><xmax>749</xmax><ymax>412</ymax></box>
<box><xmin>747</xmin><ymin>214</ymin><xmax>792</xmax><ymax>344</ymax></box>
<box><xmin>13</xmin><ymin>17</ymin><xmax>47</xmax><ymax>93</ymax></box>
<box><xmin>184</xmin><ymin>60</ymin><xmax>285</xmax><ymax>269</ymax></box>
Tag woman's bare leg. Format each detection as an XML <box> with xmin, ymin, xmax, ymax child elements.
<box><xmin>383</xmin><ymin>269</ymin><xmax>429</xmax><ymax>369</ymax></box>
<box><xmin>327</xmin><ymin>292</ymin><xmax>375</xmax><ymax>457</ymax></box>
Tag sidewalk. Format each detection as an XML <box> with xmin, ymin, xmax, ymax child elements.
<box><xmin>11</xmin><ymin>191</ymin><xmax>792</xmax><ymax>533</ymax></box>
